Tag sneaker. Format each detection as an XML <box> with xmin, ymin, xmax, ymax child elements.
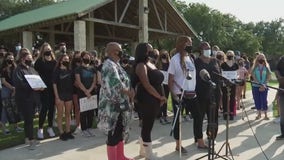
<box><xmin>15</xmin><ymin>127</ymin><xmax>24</xmax><ymax>133</ymax></box>
<box><xmin>163</xmin><ymin>117</ymin><xmax>171</xmax><ymax>124</ymax></box>
<box><xmin>73</xmin><ymin>126</ymin><xmax>81</xmax><ymax>135</ymax></box>
<box><xmin>47</xmin><ymin>127</ymin><xmax>55</xmax><ymax>137</ymax></box>
<box><xmin>184</xmin><ymin>115</ymin><xmax>191</xmax><ymax>121</ymax></box>
<box><xmin>87</xmin><ymin>128</ymin><xmax>96</xmax><ymax>137</ymax></box>
<box><xmin>28</xmin><ymin>141</ymin><xmax>36</xmax><ymax>150</ymax></box>
<box><xmin>160</xmin><ymin>117</ymin><xmax>166</xmax><ymax>125</ymax></box>
<box><xmin>59</xmin><ymin>132</ymin><xmax>68</xmax><ymax>141</ymax></box>
<box><xmin>37</xmin><ymin>129</ymin><xmax>44</xmax><ymax>139</ymax></box>
<box><xmin>66</xmin><ymin>132</ymin><xmax>75</xmax><ymax>139</ymax></box>
<box><xmin>276</xmin><ymin>135</ymin><xmax>284</xmax><ymax>140</ymax></box>
<box><xmin>25</xmin><ymin>138</ymin><xmax>30</xmax><ymax>145</ymax></box>
<box><xmin>81</xmin><ymin>130</ymin><xmax>91</xmax><ymax>137</ymax></box>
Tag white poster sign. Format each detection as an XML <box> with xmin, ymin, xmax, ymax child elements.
<box><xmin>160</xmin><ymin>70</ymin><xmax>168</xmax><ymax>85</ymax></box>
<box><xmin>24</xmin><ymin>75</ymin><xmax>47</xmax><ymax>89</ymax></box>
<box><xmin>79</xmin><ymin>95</ymin><xmax>97</xmax><ymax>112</ymax></box>
<box><xmin>222</xmin><ymin>71</ymin><xmax>237</xmax><ymax>80</ymax></box>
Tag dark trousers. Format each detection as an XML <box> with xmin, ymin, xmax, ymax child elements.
<box><xmin>172</xmin><ymin>96</ymin><xmax>203</xmax><ymax>140</ymax></box>
<box><xmin>140</xmin><ymin>103</ymin><xmax>159</xmax><ymax>142</ymax></box>
<box><xmin>199</xmin><ymin>97</ymin><xmax>219</xmax><ymax>139</ymax></box>
<box><xmin>17</xmin><ymin>100</ymin><xmax>34</xmax><ymax>140</ymax></box>
<box><xmin>39</xmin><ymin>89</ymin><xmax>55</xmax><ymax>128</ymax></box>
<box><xmin>107</xmin><ymin>113</ymin><xmax>123</xmax><ymax>146</ymax></box>
<box><xmin>159</xmin><ymin>84</ymin><xmax>169</xmax><ymax>118</ymax></box>
<box><xmin>222</xmin><ymin>85</ymin><xmax>236</xmax><ymax>118</ymax></box>
<box><xmin>80</xmin><ymin>109</ymin><xmax>94</xmax><ymax>131</ymax></box>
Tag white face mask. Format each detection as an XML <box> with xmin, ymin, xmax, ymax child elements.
<box><xmin>203</xmin><ymin>49</ymin><xmax>211</xmax><ymax>57</ymax></box>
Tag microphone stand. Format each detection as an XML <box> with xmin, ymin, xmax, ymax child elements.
<box><xmin>212</xmin><ymin>72</ymin><xmax>235</xmax><ymax>160</ymax></box>
<box><xmin>196</xmin><ymin>83</ymin><xmax>228</xmax><ymax>160</ymax></box>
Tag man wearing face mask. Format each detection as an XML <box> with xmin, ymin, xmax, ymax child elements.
<box><xmin>195</xmin><ymin>41</ymin><xmax>221</xmax><ymax>141</ymax></box>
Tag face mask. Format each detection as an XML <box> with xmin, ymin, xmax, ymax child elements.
<box><xmin>148</xmin><ymin>51</ymin><xmax>158</xmax><ymax>60</ymax></box>
<box><xmin>82</xmin><ymin>58</ymin><xmax>90</xmax><ymax>64</ymax></box>
<box><xmin>203</xmin><ymin>49</ymin><xmax>211</xmax><ymax>57</ymax></box>
<box><xmin>184</xmin><ymin>45</ymin><xmax>193</xmax><ymax>53</ymax></box>
<box><xmin>227</xmin><ymin>55</ymin><xmax>234</xmax><ymax>60</ymax></box>
<box><xmin>15</xmin><ymin>46</ymin><xmax>21</xmax><ymax>51</ymax></box>
<box><xmin>7</xmin><ymin>59</ymin><xmax>13</xmax><ymax>65</ymax></box>
<box><xmin>74</xmin><ymin>58</ymin><xmax>81</xmax><ymax>63</ymax></box>
<box><xmin>25</xmin><ymin>60</ymin><xmax>32</xmax><ymax>66</ymax></box>
<box><xmin>216</xmin><ymin>55</ymin><xmax>223</xmax><ymax>61</ymax></box>
<box><xmin>44</xmin><ymin>51</ymin><xmax>52</xmax><ymax>56</ymax></box>
<box><xmin>160</xmin><ymin>54</ymin><xmax>167</xmax><ymax>59</ymax></box>
<box><xmin>258</xmin><ymin>59</ymin><xmax>265</xmax><ymax>64</ymax></box>
<box><xmin>61</xmin><ymin>47</ymin><xmax>66</xmax><ymax>54</ymax></box>
<box><xmin>62</xmin><ymin>61</ymin><xmax>69</xmax><ymax>67</ymax></box>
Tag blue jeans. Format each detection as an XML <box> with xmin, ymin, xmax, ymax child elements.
<box><xmin>252</xmin><ymin>86</ymin><xmax>268</xmax><ymax>111</ymax></box>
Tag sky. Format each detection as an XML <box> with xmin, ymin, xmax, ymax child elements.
<box><xmin>184</xmin><ymin>0</ymin><xmax>284</xmax><ymax>23</ymax></box>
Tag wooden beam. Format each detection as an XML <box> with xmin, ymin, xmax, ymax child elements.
<box><xmin>151</xmin><ymin>0</ymin><xmax>164</xmax><ymax>30</ymax></box>
<box><xmin>148</xmin><ymin>28</ymin><xmax>183</xmax><ymax>36</ymax></box>
<box><xmin>84</xmin><ymin>17</ymin><xmax>140</xmax><ymax>29</ymax></box>
<box><xmin>32</xmin><ymin>29</ymin><xmax>74</xmax><ymax>35</ymax></box>
<box><xmin>119</xmin><ymin>0</ymin><xmax>131</xmax><ymax>23</ymax></box>
<box><xmin>94</xmin><ymin>35</ymin><xmax>133</xmax><ymax>42</ymax></box>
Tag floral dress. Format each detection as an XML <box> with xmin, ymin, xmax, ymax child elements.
<box><xmin>97</xmin><ymin>58</ymin><xmax>131</xmax><ymax>134</ymax></box>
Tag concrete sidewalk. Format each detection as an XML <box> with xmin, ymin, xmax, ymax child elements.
<box><xmin>0</xmin><ymin>89</ymin><xmax>283</xmax><ymax>160</ymax></box>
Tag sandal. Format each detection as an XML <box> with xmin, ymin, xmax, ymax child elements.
<box><xmin>255</xmin><ymin>115</ymin><xmax>261</xmax><ymax>120</ymax></box>
<box><xmin>197</xmin><ymin>145</ymin><xmax>208</xmax><ymax>150</ymax></box>
<box><xmin>175</xmin><ymin>146</ymin><xmax>188</xmax><ymax>154</ymax></box>
<box><xmin>264</xmin><ymin>117</ymin><xmax>270</xmax><ymax>120</ymax></box>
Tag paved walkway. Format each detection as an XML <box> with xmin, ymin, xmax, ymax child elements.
<box><xmin>0</xmin><ymin>89</ymin><xmax>283</xmax><ymax>160</ymax></box>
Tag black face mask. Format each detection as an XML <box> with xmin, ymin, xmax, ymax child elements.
<box><xmin>82</xmin><ymin>58</ymin><xmax>90</xmax><ymax>64</ymax></box>
<box><xmin>148</xmin><ymin>51</ymin><xmax>158</xmax><ymax>60</ymax></box>
<box><xmin>7</xmin><ymin>59</ymin><xmax>13</xmax><ymax>65</ymax></box>
<box><xmin>258</xmin><ymin>59</ymin><xmax>265</xmax><ymax>64</ymax></box>
<box><xmin>62</xmin><ymin>61</ymin><xmax>69</xmax><ymax>67</ymax></box>
<box><xmin>61</xmin><ymin>48</ymin><xmax>66</xmax><ymax>54</ymax></box>
<box><xmin>25</xmin><ymin>60</ymin><xmax>32</xmax><ymax>66</ymax></box>
<box><xmin>74</xmin><ymin>58</ymin><xmax>81</xmax><ymax>63</ymax></box>
<box><xmin>216</xmin><ymin>55</ymin><xmax>223</xmax><ymax>61</ymax></box>
<box><xmin>227</xmin><ymin>56</ymin><xmax>234</xmax><ymax>60</ymax></box>
<box><xmin>44</xmin><ymin>51</ymin><xmax>52</xmax><ymax>56</ymax></box>
<box><xmin>160</xmin><ymin>54</ymin><xmax>167</xmax><ymax>59</ymax></box>
<box><xmin>184</xmin><ymin>45</ymin><xmax>193</xmax><ymax>53</ymax></box>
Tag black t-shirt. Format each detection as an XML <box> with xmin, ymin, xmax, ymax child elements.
<box><xmin>1</xmin><ymin>68</ymin><xmax>14</xmax><ymax>85</ymax></box>
<box><xmin>195</xmin><ymin>57</ymin><xmax>221</xmax><ymax>100</ymax></box>
<box><xmin>74</xmin><ymin>66</ymin><xmax>96</xmax><ymax>97</ymax></box>
<box><xmin>34</xmin><ymin>58</ymin><xmax>56</xmax><ymax>88</ymax></box>
<box><xmin>53</xmin><ymin>68</ymin><xmax>74</xmax><ymax>95</ymax></box>
<box><xmin>220</xmin><ymin>62</ymin><xmax>238</xmax><ymax>71</ymax></box>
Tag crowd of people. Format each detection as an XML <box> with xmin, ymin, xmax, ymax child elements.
<box><xmin>0</xmin><ymin>36</ymin><xmax>283</xmax><ymax>159</ymax></box>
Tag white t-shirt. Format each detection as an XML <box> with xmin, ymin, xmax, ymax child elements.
<box><xmin>168</xmin><ymin>53</ymin><xmax>196</xmax><ymax>94</ymax></box>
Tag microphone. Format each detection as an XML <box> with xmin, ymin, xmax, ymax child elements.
<box><xmin>199</xmin><ymin>69</ymin><xmax>216</xmax><ymax>88</ymax></box>
<box><xmin>186</xmin><ymin>69</ymin><xmax>192</xmax><ymax>80</ymax></box>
